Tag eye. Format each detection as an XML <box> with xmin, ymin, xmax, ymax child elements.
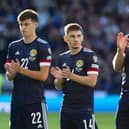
<box><xmin>25</xmin><ymin>23</ymin><xmax>29</xmax><ymax>26</ymax></box>
<box><xmin>70</xmin><ymin>35</ymin><xmax>75</xmax><ymax>38</ymax></box>
<box><xmin>77</xmin><ymin>34</ymin><xmax>81</xmax><ymax>37</ymax></box>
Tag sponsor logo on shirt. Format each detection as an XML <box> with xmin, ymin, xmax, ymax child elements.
<box><xmin>15</xmin><ymin>51</ymin><xmax>20</xmax><ymax>55</ymax></box>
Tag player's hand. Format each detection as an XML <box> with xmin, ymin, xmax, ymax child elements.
<box><xmin>4</xmin><ymin>63</ymin><xmax>16</xmax><ymax>78</ymax></box>
<box><xmin>11</xmin><ymin>58</ymin><xmax>21</xmax><ymax>73</ymax></box>
<box><xmin>4</xmin><ymin>63</ymin><xmax>9</xmax><ymax>72</ymax></box>
<box><xmin>62</xmin><ymin>66</ymin><xmax>72</xmax><ymax>79</ymax></box>
<box><xmin>50</xmin><ymin>67</ymin><xmax>63</xmax><ymax>81</ymax></box>
<box><xmin>117</xmin><ymin>32</ymin><xmax>128</xmax><ymax>55</ymax></box>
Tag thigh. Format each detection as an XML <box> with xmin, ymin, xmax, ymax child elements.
<box><xmin>10</xmin><ymin>105</ymin><xmax>24</xmax><ymax>129</ymax></box>
<box><xmin>61</xmin><ymin>111</ymin><xmax>98</xmax><ymax>129</ymax></box>
<box><xmin>75</xmin><ymin>113</ymin><xmax>98</xmax><ymax>129</ymax></box>
<box><xmin>24</xmin><ymin>102</ymin><xmax>48</xmax><ymax>129</ymax></box>
<box><xmin>116</xmin><ymin>96</ymin><xmax>129</xmax><ymax>129</ymax></box>
<box><xmin>61</xmin><ymin>111</ymin><xmax>76</xmax><ymax>129</ymax></box>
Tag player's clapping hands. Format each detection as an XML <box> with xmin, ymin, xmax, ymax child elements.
<box><xmin>11</xmin><ymin>58</ymin><xmax>21</xmax><ymax>73</ymax></box>
<box><xmin>51</xmin><ymin>66</ymin><xmax>72</xmax><ymax>81</ymax></box>
<box><xmin>62</xmin><ymin>66</ymin><xmax>72</xmax><ymax>79</ymax></box>
<box><xmin>4</xmin><ymin>63</ymin><xmax>16</xmax><ymax>75</ymax></box>
<box><xmin>51</xmin><ymin>67</ymin><xmax>64</xmax><ymax>81</ymax></box>
<box><xmin>4</xmin><ymin>61</ymin><xmax>16</xmax><ymax>80</ymax></box>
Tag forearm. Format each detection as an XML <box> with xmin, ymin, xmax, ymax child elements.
<box><xmin>54</xmin><ymin>79</ymin><xmax>63</xmax><ymax>90</ymax></box>
<box><xmin>19</xmin><ymin>67</ymin><xmax>49</xmax><ymax>81</ymax></box>
<box><xmin>69</xmin><ymin>73</ymin><xmax>97</xmax><ymax>87</ymax></box>
<box><xmin>6</xmin><ymin>72</ymin><xmax>16</xmax><ymax>81</ymax></box>
<box><xmin>112</xmin><ymin>48</ymin><xmax>125</xmax><ymax>72</ymax></box>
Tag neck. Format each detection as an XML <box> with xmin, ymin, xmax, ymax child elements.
<box><xmin>70</xmin><ymin>46</ymin><xmax>82</xmax><ymax>55</ymax></box>
<box><xmin>23</xmin><ymin>33</ymin><xmax>37</xmax><ymax>43</ymax></box>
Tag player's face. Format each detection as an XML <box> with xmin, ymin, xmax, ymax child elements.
<box><xmin>18</xmin><ymin>19</ymin><xmax>37</xmax><ymax>38</ymax></box>
<box><xmin>66</xmin><ymin>30</ymin><xmax>83</xmax><ymax>50</ymax></box>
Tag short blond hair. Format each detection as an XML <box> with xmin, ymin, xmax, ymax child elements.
<box><xmin>64</xmin><ymin>23</ymin><xmax>83</xmax><ymax>35</ymax></box>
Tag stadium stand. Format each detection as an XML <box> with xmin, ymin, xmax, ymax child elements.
<box><xmin>1</xmin><ymin>0</ymin><xmax>129</xmax><ymax>94</ymax></box>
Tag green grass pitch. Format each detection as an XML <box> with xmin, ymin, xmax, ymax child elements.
<box><xmin>0</xmin><ymin>112</ymin><xmax>115</xmax><ymax>129</ymax></box>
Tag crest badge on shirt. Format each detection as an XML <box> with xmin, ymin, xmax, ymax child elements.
<box><xmin>29</xmin><ymin>49</ymin><xmax>37</xmax><ymax>61</ymax></box>
<box><xmin>75</xmin><ymin>59</ymin><xmax>84</xmax><ymax>72</ymax></box>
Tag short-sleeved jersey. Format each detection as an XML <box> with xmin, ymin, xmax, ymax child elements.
<box><xmin>6</xmin><ymin>37</ymin><xmax>52</xmax><ymax>105</ymax></box>
<box><xmin>121</xmin><ymin>48</ymin><xmax>129</xmax><ymax>92</ymax></box>
<box><xmin>54</xmin><ymin>48</ymin><xmax>99</xmax><ymax>113</ymax></box>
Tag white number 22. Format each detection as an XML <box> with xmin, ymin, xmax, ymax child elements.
<box><xmin>21</xmin><ymin>58</ymin><xmax>29</xmax><ymax>69</ymax></box>
<box><xmin>31</xmin><ymin>112</ymin><xmax>42</xmax><ymax>124</ymax></box>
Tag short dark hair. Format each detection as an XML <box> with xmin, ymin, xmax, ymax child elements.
<box><xmin>64</xmin><ymin>23</ymin><xmax>83</xmax><ymax>35</ymax></box>
<box><xmin>17</xmin><ymin>9</ymin><xmax>38</xmax><ymax>22</ymax></box>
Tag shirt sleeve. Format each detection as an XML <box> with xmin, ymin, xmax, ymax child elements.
<box><xmin>6</xmin><ymin>43</ymin><xmax>13</xmax><ymax>64</ymax></box>
<box><xmin>38</xmin><ymin>43</ymin><xmax>52</xmax><ymax>67</ymax></box>
<box><xmin>86</xmin><ymin>52</ymin><xmax>99</xmax><ymax>75</ymax></box>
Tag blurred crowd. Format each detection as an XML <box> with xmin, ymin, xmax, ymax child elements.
<box><xmin>1</xmin><ymin>0</ymin><xmax>129</xmax><ymax>94</ymax></box>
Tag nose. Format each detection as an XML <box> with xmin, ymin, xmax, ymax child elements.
<box><xmin>74</xmin><ymin>36</ymin><xmax>79</xmax><ymax>41</ymax></box>
<box><xmin>20</xmin><ymin>24</ymin><xmax>26</xmax><ymax>30</ymax></box>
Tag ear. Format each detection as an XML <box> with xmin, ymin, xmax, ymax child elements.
<box><xmin>63</xmin><ymin>36</ymin><xmax>68</xmax><ymax>43</ymax></box>
<box><xmin>35</xmin><ymin>22</ymin><xmax>38</xmax><ymax>28</ymax></box>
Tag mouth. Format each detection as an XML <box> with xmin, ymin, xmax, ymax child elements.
<box><xmin>22</xmin><ymin>31</ymin><xmax>26</xmax><ymax>33</ymax></box>
<box><xmin>71</xmin><ymin>46</ymin><xmax>79</xmax><ymax>49</ymax></box>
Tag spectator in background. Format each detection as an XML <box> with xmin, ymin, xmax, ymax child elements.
<box><xmin>1</xmin><ymin>0</ymin><xmax>127</xmax><ymax>93</ymax></box>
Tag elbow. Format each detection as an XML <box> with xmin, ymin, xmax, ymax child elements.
<box><xmin>87</xmin><ymin>79</ymin><xmax>97</xmax><ymax>88</ymax></box>
<box><xmin>113</xmin><ymin>65</ymin><xmax>122</xmax><ymax>72</ymax></box>
<box><xmin>113</xmin><ymin>68</ymin><xmax>121</xmax><ymax>72</ymax></box>
<box><xmin>112</xmin><ymin>60</ymin><xmax>122</xmax><ymax>72</ymax></box>
<box><xmin>55</xmin><ymin>86</ymin><xmax>62</xmax><ymax>90</ymax></box>
<box><xmin>6</xmin><ymin>73</ymin><xmax>15</xmax><ymax>81</ymax></box>
<box><xmin>40</xmin><ymin>75</ymin><xmax>48</xmax><ymax>81</ymax></box>
<box><xmin>89</xmin><ymin>81</ymin><xmax>96</xmax><ymax>87</ymax></box>
<box><xmin>6</xmin><ymin>77</ymin><xmax>12</xmax><ymax>81</ymax></box>
<box><xmin>83</xmin><ymin>75</ymin><xmax>97</xmax><ymax>87</ymax></box>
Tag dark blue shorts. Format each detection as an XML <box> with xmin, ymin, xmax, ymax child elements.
<box><xmin>60</xmin><ymin>110</ymin><xmax>98</xmax><ymax>129</ymax></box>
<box><xmin>10</xmin><ymin>102</ymin><xmax>48</xmax><ymax>129</ymax></box>
<box><xmin>116</xmin><ymin>94</ymin><xmax>129</xmax><ymax>129</ymax></box>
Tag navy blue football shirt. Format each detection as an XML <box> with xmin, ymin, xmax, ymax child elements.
<box><xmin>121</xmin><ymin>48</ymin><xmax>129</xmax><ymax>92</ymax></box>
<box><xmin>54</xmin><ymin>48</ymin><xmax>99</xmax><ymax>112</ymax></box>
<box><xmin>6</xmin><ymin>37</ymin><xmax>51</xmax><ymax>105</ymax></box>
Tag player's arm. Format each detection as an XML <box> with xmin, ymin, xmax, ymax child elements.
<box><xmin>4</xmin><ymin>43</ymin><xmax>16</xmax><ymax>81</ymax></box>
<box><xmin>11</xmin><ymin>42</ymin><xmax>51</xmax><ymax>81</ymax></box>
<box><xmin>112</xmin><ymin>32</ymin><xmax>128</xmax><ymax>72</ymax></box>
<box><xmin>51</xmin><ymin>67</ymin><xmax>64</xmax><ymax>90</ymax></box>
<box><xmin>4</xmin><ymin>63</ymin><xmax>16</xmax><ymax>81</ymax></box>
<box><xmin>6</xmin><ymin>71</ymin><xmax>16</xmax><ymax>81</ymax></box>
<box><xmin>62</xmin><ymin>67</ymin><xmax>98</xmax><ymax>87</ymax></box>
<box><xmin>54</xmin><ymin>79</ymin><xmax>63</xmax><ymax>90</ymax></box>
<box><xmin>20</xmin><ymin>66</ymin><xmax>49</xmax><ymax>81</ymax></box>
<box><xmin>11</xmin><ymin>59</ymin><xmax>50</xmax><ymax>81</ymax></box>
<box><xmin>112</xmin><ymin>49</ymin><xmax>125</xmax><ymax>72</ymax></box>
<box><xmin>69</xmin><ymin>73</ymin><xmax>97</xmax><ymax>87</ymax></box>
<box><xmin>62</xmin><ymin>52</ymin><xmax>99</xmax><ymax>88</ymax></box>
